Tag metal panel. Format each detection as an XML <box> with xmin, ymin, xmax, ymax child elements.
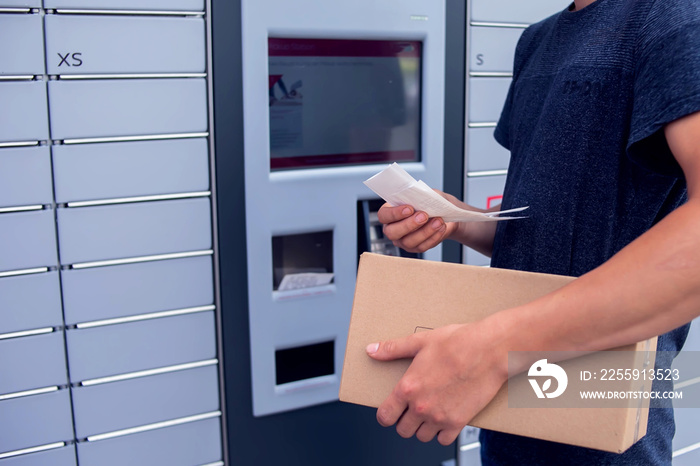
<box><xmin>0</xmin><ymin>146</ymin><xmax>53</xmax><ymax>208</ymax></box>
<box><xmin>52</xmin><ymin>138</ymin><xmax>210</xmax><ymax>204</ymax></box>
<box><xmin>56</xmin><ymin>197</ymin><xmax>212</xmax><ymax>265</ymax></box>
<box><xmin>43</xmin><ymin>0</ymin><xmax>204</xmax><ymax>10</ymax></box>
<box><xmin>62</xmin><ymin>255</ymin><xmax>214</xmax><ymax>325</ymax></box>
<box><xmin>47</xmin><ymin>78</ymin><xmax>208</xmax><ymax>140</ymax></box>
<box><xmin>0</xmin><ymin>1</ymin><xmax>41</xmax><ymax>7</ymax></box>
<box><xmin>0</xmin><ymin>446</ymin><xmax>76</xmax><ymax>466</ymax></box>
<box><xmin>469</xmin><ymin>26</ymin><xmax>522</xmax><ymax>73</ymax></box>
<box><xmin>66</xmin><ymin>311</ymin><xmax>217</xmax><ymax>382</ymax></box>
<box><xmin>467</xmin><ymin>127</ymin><xmax>510</xmax><ymax>173</ymax></box>
<box><xmin>0</xmin><ymin>13</ymin><xmax>44</xmax><ymax>76</ymax></box>
<box><xmin>0</xmin><ymin>210</ymin><xmax>58</xmax><ymax>272</ymax></box>
<box><xmin>72</xmin><ymin>365</ymin><xmax>219</xmax><ymax>438</ymax></box>
<box><xmin>0</xmin><ymin>81</ymin><xmax>49</xmax><ymax>143</ymax></box>
<box><xmin>0</xmin><ymin>332</ymin><xmax>67</xmax><ymax>395</ymax></box>
<box><xmin>471</xmin><ymin>0</ymin><xmax>567</xmax><ymax>24</ymax></box>
<box><xmin>0</xmin><ymin>390</ymin><xmax>74</xmax><ymax>455</ymax></box>
<box><xmin>76</xmin><ymin>417</ymin><xmax>221</xmax><ymax>466</ymax></box>
<box><xmin>0</xmin><ymin>272</ymin><xmax>63</xmax><ymax>334</ymax></box>
<box><xmin>45</xmin><ymin>15</ymin><xmax>205</xmax><ymax>75</ymax></box>
<box><xmin>468</xmin><ymin>77</ymin><xmax>511</xmax><ymax>123</ymax></box>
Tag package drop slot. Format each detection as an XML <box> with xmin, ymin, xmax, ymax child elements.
<box><xmin>275</xmin><ymin>341</ymin><xmax>335</xmax><ymax>386</ymax></box>
<box><xmin>272</xmin><ymin>230</ymin><xmax>333</xmax><ymax>292</ymax></box>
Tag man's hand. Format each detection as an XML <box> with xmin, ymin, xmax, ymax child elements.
<box><xmin>377</xmin><ymin>204</ymin><xmax>454</xmax><ymax>254</ymax></box>
<box><xmin>366</xmin><ymin>321</ymin><xmax>510</xmax><ymax>445</ymax></box>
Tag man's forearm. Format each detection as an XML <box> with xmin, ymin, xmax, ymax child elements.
<box><xmin>489</xmin><ymin>197</ymin><xmax>700</xmax><ymax>372</ymax></box>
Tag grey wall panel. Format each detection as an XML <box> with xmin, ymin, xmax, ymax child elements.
<box><xmin>0</xmin><ymin>446</ymin><xmax>76</xmax><ymax>466</ymax></box>
<box><xmin>66</xmin><ymin>311</ymin><xmax>217</xmax><ymax>381</ymax></box>
<box><xmin>43</xmin><ymin>0</ymin><xmax>204</xmax><ymax>10</ymax></box>
<box><xmin>0</xmin><ymin>332</ymin><xmax>67</xmax><ymax>395</ymax></box>
<box><xmin>48</xmin><ymin>79</ymin><xmax>208</xmax><ymax>140</ymax></box>
<box><xmin>72</xmin><ymin>365</ymin><xmax>219</xmax><ymax>438</ymax></box>
<box><xmin>62</xmin><ymin>256</ymin><xmax>213</xmax><ymax>325</ymax></box>
<box><xmin>0</xmin><ymin>81</ymin><xmax>49</xmax><ymax>143</ymax></box>
<box><xmin>45</xmin><ymin>15</ymin><xmax>205</xmax><ymax>75</ymax></box>
<box><xmin>0</xmin><ymin>390</ymin><xmax>73</xmax><ymax>455</ymax></box>
<box><xmin>76</xmin><ymin>417</ymin><xmax>221</xmax><ymax>466</ymax></box>
<box><xmin>56</xmin><ymin>198</ymin><xmax>212</xmax><ymax>265</ymax></box>
<box><xmin>0</xmin><ymin>146</ymin><xmax>53</xmax><ymax>208</ymax></box>
<box><xmin>466</xmin><ymin>175</ymin><xmax>507</xmax><ymax>210</ymax></box>
<box><xmin>0</xmin><ymin>210</ymin><xmax>58</xmax><ymax>272</ymax></box>
<box><xmin>52</xmin><ymin>138</ymin><xmax>210</xmax><ymax>204</ymax></box>
<box><xmin>0</xmin><ymin>272</ymin><xmax>63</xmax><ymax>334</ymax></box>
<box><xmin>467</xmin><ymin>127</ymin><xmax>510</xmax><ymax>173</ymax></box>
<box><xmin>0</xmin><ymin>13</ymin><xmax>45</xmax><ymax>76</ymax></box>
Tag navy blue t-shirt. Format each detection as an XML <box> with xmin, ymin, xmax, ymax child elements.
<box><xmin>483</xmin><ymin>0</ymin><xmax>700</xmax><ymax>464</ymax></box>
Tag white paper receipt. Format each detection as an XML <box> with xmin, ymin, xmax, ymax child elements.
<box><xmin>363</xmin><ymin>163</ymin><xmax>528</xmax><ymax>222</ymax></box>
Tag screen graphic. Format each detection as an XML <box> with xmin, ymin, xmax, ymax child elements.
<box><xmin>268</xmin><ymin>38</ymin><xmax>422</xmax><ymax>170</ymax></box>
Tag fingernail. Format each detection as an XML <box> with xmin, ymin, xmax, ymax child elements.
<box><xmin>366</xmin><ymin>343</ymin><xmax>379</xmax><ymax>354</ymax></box>
<box><xmin>431</xmin><ymin>219</ymin><xmax>443</xmax><ymax>230</ymax></box>
<box><xmin>415</xmin><ymin>213</ymin><xmax>428</xmax><ymax>224</ymax></box>
<box><xmin>402</xmin><ymin>207</ymin><xmax>412</xmax><ymax>216</ymax></box>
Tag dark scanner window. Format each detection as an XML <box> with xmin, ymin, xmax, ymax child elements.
<box><xmin>275</xmin><ymin>340</ymin><xmax>335</xmax><ymax>385</ymax></box>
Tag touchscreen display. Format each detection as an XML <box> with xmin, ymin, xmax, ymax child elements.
<box><xmin>268</xmin><ymin>38</ymin><xmax>422</xmax><ymax>170</ymax></box>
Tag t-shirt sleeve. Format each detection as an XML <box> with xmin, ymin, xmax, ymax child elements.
<box><xmin>628</xmin><ymin>0</ymin><xmax>700</xmax><ymax>176</ymax></box>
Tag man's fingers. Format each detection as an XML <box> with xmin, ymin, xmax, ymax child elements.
<box><xmin>376</xmin><ymin>396</ymin><xmax>406</xmax><ymax>427</ymax></box>
<box><xmin>366</xmin><ymin>334</ymin><xmax>423</xmax><ymax>361</ymax></box>
<box><xmin>437</xmin><ymin>428</ymin><xmax>462</xmax><ymax>446</ymax></box>
<box><xmin>415</xmin><ymin>423</ymin><xmax>441</xmax><ymax>443</ymax></box>
<box><xmin>377</xmin><ymin>203</ymin><xmax>414</xmax><ymax>224</ymax></box>
<box><xmin>395</xmin><ymin>411</ymin><xmax>423</xmax><ymax>439</ymax></box>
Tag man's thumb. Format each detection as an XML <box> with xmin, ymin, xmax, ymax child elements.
<box><xmin>365</xmin><ymin>336</ymin><xmax>421</xmax><ymax>361</ymax></box>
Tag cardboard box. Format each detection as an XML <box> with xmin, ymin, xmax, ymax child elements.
<box><xmin>340</xmin><ymin>253</ymin><xmax>657</xmax><ymax>453</ymax></box>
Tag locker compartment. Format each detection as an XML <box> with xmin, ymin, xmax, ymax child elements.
<box><xmin>48</xmin><ymin>78</ymin><xmax>207</xmax><ymax>140</ymax></box>
<box><xmin>469</xmin><ymin>26</ymin><xmax>523</xmax><ymax>73</ymax></box>
<box><xmin>45</xmin><ymin>15</ymin><xmax>205</xmax><ymax>75</ymax></box>
<box><xmin>0</xmin><ymin>390</ymin><xmax>73</xmax><ymax>456</ymax></box>
<box><xmin>0</xmin><ymin>13</ymin><xmax>44</xmax><ymax>76</ymax></box>
<box><xmin>76</xmin><ymin>416</ymin><xmax>221</xmax><ymax>466</ymax></box>
<box><xmin>468</xmin><ymin>77</ymin><xmax>511</xmax><ymax>123</ymax></box>
<box><xmin>62</xmin><ymin>255</ymin><xmax>214</xmax><ymax>325</ymax></box>
<box><xmin>0</xmin><ymin>146</ymin><xmax>53</xmax><ymax>208</ymax></box>
<box><xmin>43</xmin><ymin>0</ymin><xmax>204</xmax><ymax>11</ymax></box>
<box><xmin>52</xmin><ymin>138</ymin><xmax>210</xmax><ymax>204</ymax></box>
<box><xmin>0</xmin><ymin>210</ymin><xmax>58</xmax><ymax>272</ymax></box>
<box><xmin>465</xmin><ymin>247</ymin><xmax>491</xmax><ymax>267</ymax></box>
<box><xmin>673</xmin><ymin>448</ymin><xmax>700</xmax><ymax>466</ymax></box>
<box><xmin>0</xmin><ymin>272</ymin><xmax>63</xmax><ymax>334</ymax></box>
<box><xmin>0</xmin><ymin>445</ymin><xmax>76</xmax><ymax>466</ymax></box>
<box><xmin>0</xmin><ymin>332</ymin><xmax>67</xmax><ymax>396</ymax></box>
<box><xmin>66</xmin><ymin>311</ymin><xmax>217</xmax><ymax>382</ymax></box>
<box><xmin>467</xmin><ymin>127</ymin><xmax>510</xmax><ymax>173</ymax></box>
<box><xmin>673</xmin><ymin>408</ymin><xmax>700</xmax><ymax>456</ymax></box>
<box><xmin>466</xmin><ymin>174</ymin><xmax>506</xmax><ymax>210</ymax></box>
<box><xmin>72</xmin><ymin>365</ymin><xmax>219</xmax><ymax>438</ymax></box>
<box><xmin>0</xmin><ymin>81</ymin><xmax>49</xmax><ymax>143</ymax></box>
<box><xmin>471</xmin><ymin>0</ymin><xmax>567</xmax><ymax>25</ymax></box>
<box><xmin>56</xmin><ymin>197</ymin><xmax>212</xmax><ymax>265</ymax></box>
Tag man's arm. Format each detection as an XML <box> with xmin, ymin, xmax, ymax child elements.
<box><xmin>367</xmin><ymin>110</ymin><xmax>700</xmax><ymax>445</ymax></box>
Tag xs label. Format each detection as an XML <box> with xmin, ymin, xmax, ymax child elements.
<box><xmin>57</xmin><ymin>52</ymin><xmax>83</xmax><ymax>67</ymax></box>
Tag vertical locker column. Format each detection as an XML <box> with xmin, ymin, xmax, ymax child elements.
<box><xmin>457</xmin><ymin>1</ymin><xmax>567</xmax><ymax>466</ymax></box>
<box><xmin>463</xmin><ymin>0</ymin><xmax>567</xmax><ymax>268</ymax></box>
<box><xmin>0</xmin><ymin>5</ymin><xmax>77</xmax><ymax>466</ymax></box>
<box><xmin>40</xmin><ymin>1</ymin><xmax>223</xmax><ymax>465</ymax></box>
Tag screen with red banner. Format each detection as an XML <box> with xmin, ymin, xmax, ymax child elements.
<box><xmin>268</xmin><ymin>38</ymin><xmax>422</xmax><ymax>170</ymax></box>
